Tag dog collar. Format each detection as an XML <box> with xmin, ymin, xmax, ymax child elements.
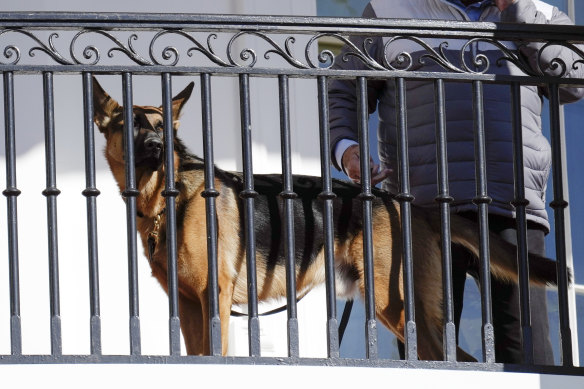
<box><xmin>147</xmin><ymin>208</ymin><xmax>166</xmax><ymax>262</ymax></box>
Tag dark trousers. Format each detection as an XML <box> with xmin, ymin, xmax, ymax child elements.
<box><xmin>398</xmin><ymin>213</ymin><xmax>554</xmax><ymax>364</ymax></box>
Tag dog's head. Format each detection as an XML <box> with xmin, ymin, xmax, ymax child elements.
<box><xmin>92</xmin><ymin>77</ymin><xmax>194</xmax><ymax>172</ymax></box>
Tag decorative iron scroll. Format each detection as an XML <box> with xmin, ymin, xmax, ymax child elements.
<box><xmin>1</xmin><ymin>27</ymin><xmax>583</xmax><ymax>78</ymax></box>
<box><xmin>70</xmin><ymin>30</ymin><xmax>153</xmax><ymax>66</ymax></box>
<box><xmin>0</xmin><ymin>29</ymin><xmax>74</xmax><ymax>65</ymax></box>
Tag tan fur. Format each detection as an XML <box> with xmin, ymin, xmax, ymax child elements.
<box><xmin>92</xmin><ymin>77</ymin><xmax>557</xmax><ymax>361</ymax></box>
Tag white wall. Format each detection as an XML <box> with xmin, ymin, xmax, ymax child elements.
<box><xmin>0</xmin><ymin>0</ymin><xmax>327</xmax><ymax>358</ymax></box>
<box><xmin>3</xmin><ymin>363</ymin><xmax>584</xmax><ymax>389</ymax></box>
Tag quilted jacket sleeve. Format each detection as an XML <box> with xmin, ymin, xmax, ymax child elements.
<box><xmin>501</xmin><ymin>0</ymin><xmax>584</xmax><ymax>103</ymax></box>
<box><xmin>328</xmin><ymin>3</ymin><xmax>385</xmax><ymax>171</ymax></box>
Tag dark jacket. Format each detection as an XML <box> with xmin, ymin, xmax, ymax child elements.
<box><xmin>329</xmin><ymin>0</ymin><xmax>584</xmax><ymax>231</ymax></box>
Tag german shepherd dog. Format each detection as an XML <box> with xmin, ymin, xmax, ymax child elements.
<box><xmin>92</xmin><ymin>77</ymin><xmax>559</xmax><ymax>361</ymax></box>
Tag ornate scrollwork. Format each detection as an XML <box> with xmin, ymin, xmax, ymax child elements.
<box><xmin>149</xmin><ymin>30</ymin><xmax>232</xmax><ymax>67</ymax></box>
<box><xmin>1</xmin><ymin>22</ymin><xmax>583</xmax><ymax>80</ymax></box>
<box><xmin>383</xmin><ymin>36</ymin><xmax>467</xmax><ymax>73</ymax></box>
<box><xmin>1</xmin><ymin>42</ymin><xmax>19</xmax><ymax>65</ymax></box>
<box><xmin>457</xmin><ymin>37</ymin><xmax>538</xmax><ymax>75</ymax></box>
<box><xmin>226</xmin><ymin>31</ymin><xmax>309</xmax><ymax>68</ymax></box>
<box><xmin>0</xmin><ymin>29</ymin><xmax>73</xmax><ymax>65</ymax></box>
<box><xmin>305</xmin><ymin>33</ymin><xmax>336</xmax><ymax>68</ymax></box>
<box><xmin>536</xmin><ymin>40</ymin><xmax>584</xmax><ymax>77</ymax></box>
<box><xmin>305</xmin><ymin>33</ymin><xmax>386</xmax><ymax>70</ymax></box>
<box><xmin>70</xmin><ymin>30</ymin><xmax>152</xmax><ymax>65</ymax></box>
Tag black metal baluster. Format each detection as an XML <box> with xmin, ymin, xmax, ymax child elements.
<box><xmin>81</xmin><ymin>72</ymin><xmax>102</xmax><ymax>355</ymax></box>
<box><xmin>317</xmin><ymin>76</ymin><xmax>339</xmax><ymax>359</ymax></box>
<box><xmin>161</xmin><ymin>73</ymin><xmax>181</xmax><ymax>356</ymax></box>
<box><xmin>278</xmin><ymin>74</ymin><xmax>300</xmax><ymax>358</ymax></box>
<box><xmin>434</xmin><ymin>78</ymin><xmax>456</xmax><ymax>362</ymax></box>
<box><xmin>510</xmin><ymin>82</ymin><xmax>533</xmax><ymax>364</ymax></box>
<box><xmin>42</xmin><ymin>71</ymin><xmax>62</xmax><ymax>356</ymax></box>
<box><xmin>3</xmin><ymin>71</ymin><xmax>22</xmax><ymax>356</ymax></box>
<box><xmin>121</xmin><ymin>72</ymin><xmax>141</xmax><ymax>356</ymax></box>
<box><xmin>356</xmin><ymin>77</ymin><xmax>378</xmax><ymax>360</ymax></box>
<box><xmin>472</xmin><ymin>80</ymin><xmax>495</xmax><ymax>363</ymax></box>
<box><xmin>239</xmin><ymin>73</ymin><xmax>260</xmax><ymax>357</ymax></box>
<box><xmin>200</xmin><ymin>73</ymin><xmax>222</xmax><ymax>356</ymax></box>
<box><xmin>548</xmin><ymin>83</ymin><xmax>573</xmax><ymax>367</ymax></box>
<box><xmin>395</xmin><ymin>77</ymin><xmax>417</xmax><ymax>360</ymax></box>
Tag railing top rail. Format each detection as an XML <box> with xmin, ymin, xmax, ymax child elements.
<box><xmin>0</xmin><ymin>11</ymin><xmax>583</xmax><ymax>40</ymax></box>
<box><xmin>1</xmin><ymin>12</ymin><xmax>583</xmax><ymax>84</ymax></box>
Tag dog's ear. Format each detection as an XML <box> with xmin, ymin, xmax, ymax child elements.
<box><xmin>171</xmin><ymin>82</ymin><xmax>195</xmax><ymax>124</ymax></box>
<box><xmin>92</xmin><ymin>77</ymin><xmax>121</xmax><ymax>131</ymax></box>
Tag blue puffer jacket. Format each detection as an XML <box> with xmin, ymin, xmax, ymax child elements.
<box><xmin>329</xmin><ymin>0</ymin><xmax>584</xmax><ymax>231</ymax></box>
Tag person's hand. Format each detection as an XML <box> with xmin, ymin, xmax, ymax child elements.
<box><xmin>341</xmin><ymin>144</ymin><xmax>391</xmax><ymax>186</ymax></box>
<box><xmin>494</xmin><ymin>0</ymin><xmax>517</xmax><ymax>11</ymax></box>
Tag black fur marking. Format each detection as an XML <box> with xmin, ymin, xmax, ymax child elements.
<box><xmin>170</xmin><ymin>134</ymin><xmax>396</xmax><ymax>273</ymax></box>
<box><xmin>218</xmin><ymin>172</ymin><xmax>394</xmax><ymax>271</ymax></box>
<box><xmin>175</xmin><ymin>195</ymin><xmax>188</xmax><ymax>235</ymax></box>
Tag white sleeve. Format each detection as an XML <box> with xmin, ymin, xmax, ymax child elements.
<box><xmin>334</xmin><ymin>139</ymin><xmax>358</xmax><ymax>175</ymax></box>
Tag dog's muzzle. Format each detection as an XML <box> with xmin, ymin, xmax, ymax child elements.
<box><xmin>136</xmin><ymin>133</ymin><xmax>164</xmax><ymax>169</ymax></box>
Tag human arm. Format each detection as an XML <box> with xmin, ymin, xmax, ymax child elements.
<box><xmin>328</xmin><ymin>3</ymin><xmax>391</xmax><ymax>184</ymax></box>
<box><xmin>329</xmin><ymin>44</ymin><xmax>391</xmax><ymax>185</ymax></box>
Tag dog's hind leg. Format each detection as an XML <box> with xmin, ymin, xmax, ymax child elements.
<box><xmin>406</xmin><ymin>210</ymin><xmax>454</xmax><ymax>361</ymax></box>
<box><xmin>413</xmin><ymin>308</ymin><xmax>448</xmax><ymax>361</ymax></box>
<box><xmin>409</xmin><ymin>210</ymin><xmax>478</xmax><ymax>362</ymax></box>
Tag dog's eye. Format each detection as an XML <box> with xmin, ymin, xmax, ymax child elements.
<box><xmin>155</xmin><ymin>121</ymin><xmax>163</xmax><ymax>131</ymax></box>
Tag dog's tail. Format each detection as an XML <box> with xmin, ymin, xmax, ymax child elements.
<box><xmin>435</xmin><ymin>213</ymin><xmax>562</xmax><ymax>287</ymax></box>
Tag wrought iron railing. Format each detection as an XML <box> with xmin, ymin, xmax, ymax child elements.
<box><xmin>0</xmin><ymin>12</ymin><xmax>583</xmax><ymax>376</ymax></box>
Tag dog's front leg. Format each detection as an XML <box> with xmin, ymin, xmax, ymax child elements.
<box><xmin>177</xmin><ymin>294</ymin><xmax>206</xmax><ymax>355</ymax></box>
<box><xmin>218</xmin><ymin>277</ymin><xmax>235</xmax><ymax>356</ymax></box>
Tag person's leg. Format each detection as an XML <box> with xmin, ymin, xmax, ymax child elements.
<box><xmin>397</xmin><ymin>217</ymin><xmax>554</xmax><ymax>364</ymax></box>
<box><xmin>528</xmin><ymin>284</ymin><xmax>554</xmax><ymax>364</ymax></box>
<box><xmin>494</xmin><ymin>227</ymin><xmax>554</xmax><ymax>364</ymax></box>
<box><xmin>489</xmin><ymin>272</ymin><xmax>523</xmax><ymax>363</ymax></box>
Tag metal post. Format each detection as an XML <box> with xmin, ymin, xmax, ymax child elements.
<box><xmin>81</xmin><ymin>72</ymin><xmax>102</xmax><ymax>356</ymax></box>
<box><xmin>434</xmin><ymin>78</ymin><xmax>456</xmax><ymax>362</ymax></box>
<box><xmin>356</xmin><ymin>76</ymin><xmax>378</xmax><ymax>360</ymax></box>
<box><xmin>317</xmin><ymin>75</ymin><xmax>340</xmax><ymax>359</ymax></box>
<box><xmin>121</xmin><ymin>72</ymin><xmax>141</xmax><ymax>356</ymax></box>
<box><xmin>395</xmin><ymin>77</ymin><xmax>417</xmax><ymax>360</ymax></box>
<box><xmin>239</xmin><ymin>73</ymin><xmax>261</xmax><ymax>357</ymax></box>
<box><xmin>278</xmin><ymin>74</ymin><xmax>300</xmax><ymax>358</ymax></box>
<box><xmin>548</xmin><ymin>83</ymin><xmax>573</xmax><ymax>367</ymax></box>
<box><xmin>472</xmin><ymin>80</ymin><xmax>495</xmax><ymax>363</ymax></box>
<box><xmin>161</xmin><ymin>73</ymin><xmax>181</xmax><ymax>356</ymax></box>
<box><xmin>200</xmin><ymin>73</ymin><xmax>222</xmax><ymax>356</ymax></box>
<box><xmin>42</xmin><ymin>71</ymin><xmax>62</xmax><ymax>356</ymax></box>
<box><xmin>3</xmin><ymin>71</ymin><xmax>22</xmax><ymax>356</ymax></box>
<box><xmin>510</xmin><ymin>82</ymin><xmax>534</xmax><ymax>364</ymax></box>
